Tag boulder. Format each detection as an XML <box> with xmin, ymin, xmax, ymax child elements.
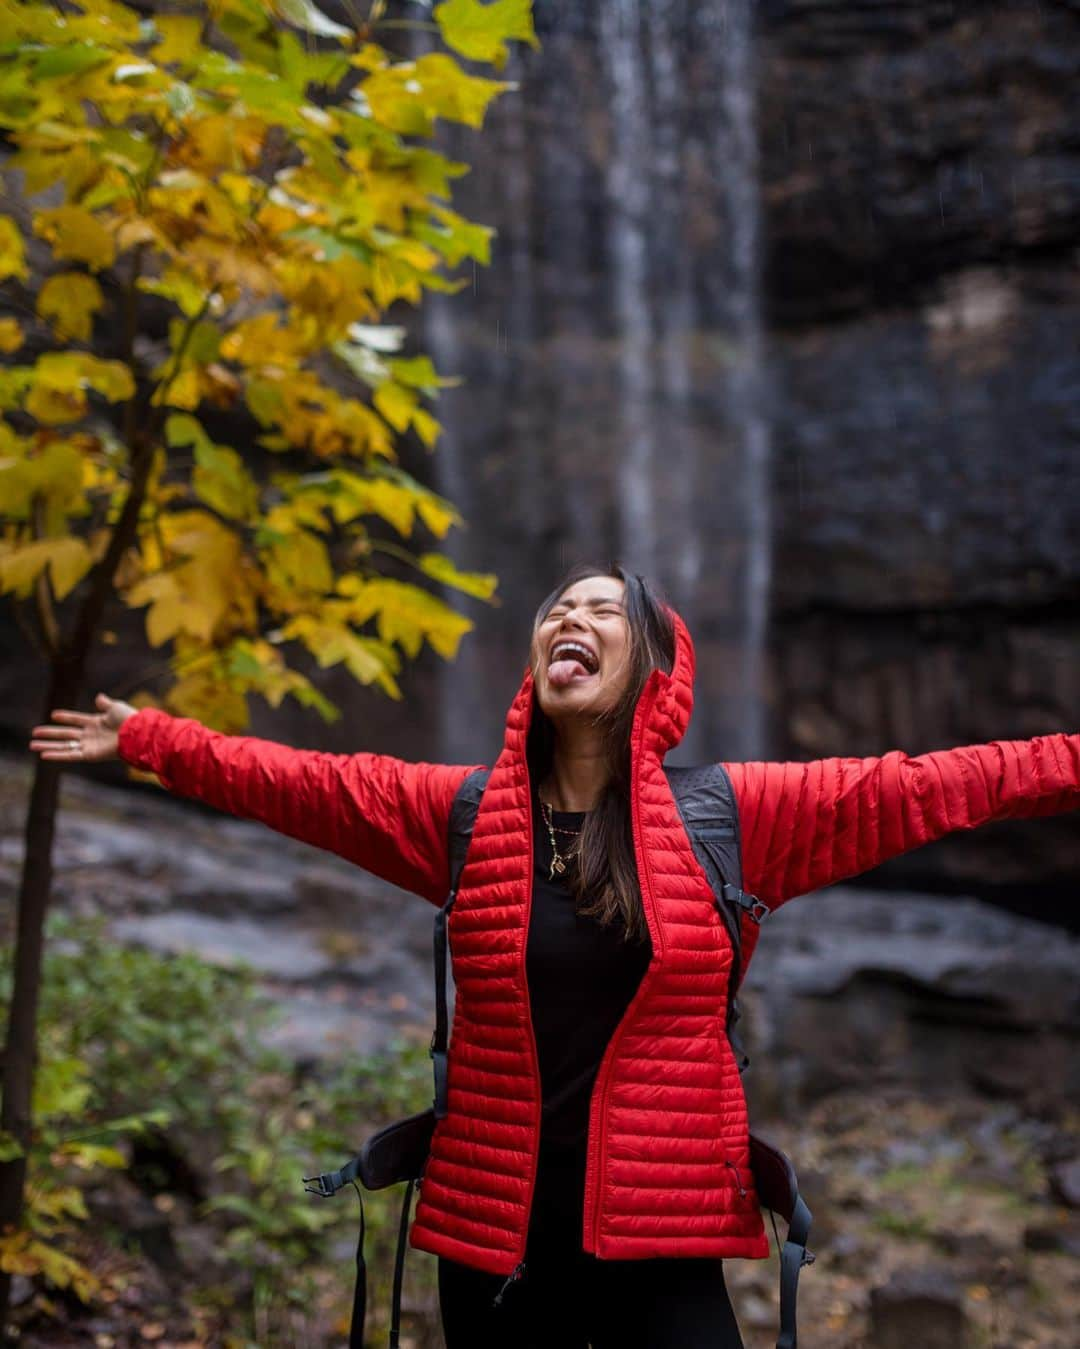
<box><xmin>868</xmin><ymin>1266</ymin><xmax>970</xmax><ymax>1348</ymax></box>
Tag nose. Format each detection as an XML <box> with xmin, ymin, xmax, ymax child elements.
<box><xmin>556</xmin><ymin>610</ymin><xmax>590</xmax><ymax>638</ymax></box>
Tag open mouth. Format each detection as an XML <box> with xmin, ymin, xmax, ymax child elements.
<box><xmin>548</xmin><ymin>639</ymin><xmax>600</xmax><ymax>686</ymax></box>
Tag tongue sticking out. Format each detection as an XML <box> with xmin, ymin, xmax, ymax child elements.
<box><xmin>549</xmin><ymin>658</ymin><xmax>593</xmax><ymax>688</ymax></box>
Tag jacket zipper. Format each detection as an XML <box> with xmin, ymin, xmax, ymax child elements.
<box><xmin>492</xmin><ymin>1260</ymin><xmax>526</xmax><ymax>1307</ymax></box>
<box><xmin>491</xmin><ymin>760</ymin><xmax>540</xmax><ymax>1304</ymax></box>
<box><xmin>587</xmin><ymin>679</ymin><xmax>657</xmax><ymax>1255</ymax></box>
<box><xmin>725</xmin><ymin>1158</ymin><xmax>747</xmax><ymax>1197</ymax></box>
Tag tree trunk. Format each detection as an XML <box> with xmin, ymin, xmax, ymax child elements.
<box><xmin>0</xmin><ymin>655</ymin><xmax>85</xmax><ymax>1338</ymax></box>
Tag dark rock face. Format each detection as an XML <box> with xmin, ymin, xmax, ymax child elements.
<box><xmin>741</xmin><ymin>886</ymin><xmax>1080</xmax><ymax>1113</ymax></box>
<box><xmin>759</xmin><ymin>3</ymin><xmax>1080</xmax><ymax>326</ymax></box>
<box><xmin>757</xmin><ymin>1</ymin><xmax>1080</xmax><ymax>899</ymax></box>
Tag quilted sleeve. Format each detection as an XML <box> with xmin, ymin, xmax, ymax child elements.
<box><xmin>722</xmin><ymin>732</ymin><xmax>1080</xmax><ymax>911</ymax></box>
<box><xmin>117</xmin><ymin>707</ymin><xmax>485</xmax><ymax>907</ymax></box>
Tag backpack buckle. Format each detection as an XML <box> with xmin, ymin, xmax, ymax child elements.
<box><xmin>721</xmin><ymin>883</ymin><xmax>770</xmax><ymax>925</ymax></box>
<box><xmin>302</xmin><ymin>1171</ymin><xmax>340</xmax><ymax>1198</ymax></box>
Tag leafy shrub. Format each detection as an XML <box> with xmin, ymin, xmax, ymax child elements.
<box><xmin>2</xmin><ymin>911</ymin><xmax>436</xmax><ymax>1343</ymax></box>
<box><xmin>0</xmin><ymin>1047</ymin><xmax>168</xmax><ymax>1307</ymax></box>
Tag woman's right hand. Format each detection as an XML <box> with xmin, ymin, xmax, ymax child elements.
<box><xmin>29</xmin><ymin>692</ymin><xmax>140</xmax><ymax>764</ymax></box>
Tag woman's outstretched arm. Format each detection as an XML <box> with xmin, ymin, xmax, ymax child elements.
<box><xmin>32</xmin><ymin>699</ymin><xmax>484</xmax><ymax>907</ymax></box>
<box><xmin>722</xmin><ymin>732</ymin><xmax>1080</xmax><ymax>911</ymax></box>
<box><xmin>117</xmin><ymin>708</ymin><xmax>486</xmax><ymax>906</ymax></box>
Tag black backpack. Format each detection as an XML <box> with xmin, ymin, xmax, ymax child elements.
<box><xmin>304</xmin><ymin>765</ymin><xmax>814</xmax><ymax>1348</ymax></box>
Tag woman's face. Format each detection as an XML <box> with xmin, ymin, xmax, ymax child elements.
<box><xmin>531</xmin><ymin>575</ymin><xmax>632</xmax><ymax>722</ymax></box>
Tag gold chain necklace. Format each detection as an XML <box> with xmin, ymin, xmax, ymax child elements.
<box><xmin>539</xmin><ymin>796</ymin><xmax>582</xmax><ymax>881</ymax></box>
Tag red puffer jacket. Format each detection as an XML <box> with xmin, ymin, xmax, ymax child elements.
<box><xmin>117</xmin><ymin>607</ymin><xmax>1080</xmax><ymax>1276</ymax></box>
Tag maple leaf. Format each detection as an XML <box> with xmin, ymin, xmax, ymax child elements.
<box><xmin>434</xmin><ymin>0</ymin><xmax>540</xmax><ymax>72</ymax></box>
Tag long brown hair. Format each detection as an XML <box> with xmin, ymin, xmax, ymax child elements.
<box><xmin>526</xmin><ymin>561</ymin><xmax>676</xmax><ymax>946</ymax></box>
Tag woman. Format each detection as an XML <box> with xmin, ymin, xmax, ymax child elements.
<box><xmin>30</xmin><ymin>561</ymin><xmax>1080</xmax><ymax>1349</ymax></box>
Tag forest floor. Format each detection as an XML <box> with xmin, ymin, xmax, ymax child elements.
<box><xmin>7</xmin><ymin>1086</ymin><xmax>1078</xmax><ymax>1348</ymax></box>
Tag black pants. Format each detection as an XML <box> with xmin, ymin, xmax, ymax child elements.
<box><xmin>438</xmin><ymin>1144</ymin><xmax>744</xmax><ymax>1349</ymax></box>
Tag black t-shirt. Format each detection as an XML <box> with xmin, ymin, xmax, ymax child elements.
<box><xmin>525</xmin><ymin>784</ymin><xmax>653</xmax><ymax>1157</ymax></box>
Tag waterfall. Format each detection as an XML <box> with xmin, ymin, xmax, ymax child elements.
<box><xmin>598</xmin><ymin>0</ymin><xmax>709</xmax><ymax>761</ymax></box>
<box><xmin>649</xmin><ymin>0</ymin><xmax>702</xmax><ymax>617</ymax></box>
<box><xmin>714</xmin><ymin>0</ymin><xmax>772</xmax><ymax>763</ymax></box>
<box><xmin>414</xmin><ymin>1</ymin><xmax>771</xmax><ymax>764</ymax></box>
<box><xmin>601</xmin><ymin>0</ymin><xmax>771</xmax><ymax>761</ymax></box>
<box><xmin>600</xmin><ymin>0</ymin><xmax>661</xmax><ymax>585</ymax></box>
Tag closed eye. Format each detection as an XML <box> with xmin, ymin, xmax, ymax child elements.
<box><xmin>547</xmin><ymin>605</ymin><xmax>624</xmax><ymax>618</ymax></box>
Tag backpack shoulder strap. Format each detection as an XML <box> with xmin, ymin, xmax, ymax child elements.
<box><xmin>665</xmin><ymin>763</ymin><xmax>767</xmax><ymax>1074</ymax></box>
<box><xmin>448</xmin><ymin>767</ymin><xmax>492</xmax><ymax>893</ymax></box>
<box><xmin>665</xmin><ymin>763</ymin><xmax>767</xmax><ymax>930</ymax></box>
<box><xmin>431</xmin><ymin>768</ymin><xmax>492</xmax><ymax>1122</ymax></box>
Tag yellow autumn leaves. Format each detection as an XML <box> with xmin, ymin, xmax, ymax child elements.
<box><xmin>0</xmin><ymin>0</ymin><xmax>520</xmax><ymax>735</ymax></box>
<box><xmin>34</xmin><ymin>206</ymin><xmax>117</xmax><ymax>271</ymax></box>
<box><xmin>38</xmin><ymin>274</ymin><xmax>106</xmax><ymax>342</ymax></box>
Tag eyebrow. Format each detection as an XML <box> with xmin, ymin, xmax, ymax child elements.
<box><xmin>549</xmin><ymin>595</ymin><xmax>624</xmax><ymax>609</ymax></box>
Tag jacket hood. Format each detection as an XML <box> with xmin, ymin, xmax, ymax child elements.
<box><xmin>508</xmin><ymin>602</ymin><xmax>696</xmax><ymax>764</ymax></box>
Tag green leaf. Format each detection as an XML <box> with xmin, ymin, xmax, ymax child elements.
<box><xmin>387</xmin><ymin>354</ymin><xmax>462</xmax><ymax>394</ymax></box>
<box><xmin>361</xmin><ymin>53</ymin><xmax>510</xmax><ymax>135</ymax></box>
<box><xmin>31</xmin><ymin>43</ymin><xmax>113</xmax><ymax>80</ymax></box>
<box><xmin>412</xmin><ymin>202</ymin><xmax>495</xmax><ymax>266</ymax></box>
<box><xmin>164</xmin><ymin>412</ymin><xmax>209</xmax><ymax>451</ymax></box>
<box><xmin>417</xmin><ymin>552</ymin><xmax>498</xmax><ymax>601</ymax></box>
<box><xmin>168</xmin><ymin>317</ymin><xmax>221</xmax><ymax>366</ymax></box>
<box><xmin>57</xmin><ymin>1142</ymin><xmax>126</xmax><ymax>1170</ymax></box>
<box><xmin>32</xmin><ymin>1057</ymin><xmax>92</xmax><ymax>1121</ymax></box>
<box><xmin>193</xmin><ymin>439</ymin><xmax>260</xmax><ymax>522</ymax></box>
<box><xmin>277</xmin><ymin>29</ymin><xmax>351</xmax><ymax>92</ymax></box>
<box><xmin>433</xmin><ymin>0</ymin><xmax>540</xmax><ymax>72</ymax></box>
<box><xmin>287</xmin><ymin>225</ymin><xmax>374</xmax><ymax>264</ymax></box>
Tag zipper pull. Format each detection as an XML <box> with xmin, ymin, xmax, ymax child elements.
<box><xmin>725</xmin><ymin>1159</ymin><xmax>747</xmax><ymax>1197</ymax></box>
<box><xmin>492</xmin><ymin>1261</ymin><xmax>526</xmax><ymax>1308</ymax></box>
